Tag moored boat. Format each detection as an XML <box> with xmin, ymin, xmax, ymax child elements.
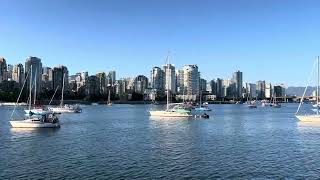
<box><xmin>296</xmin><ymin>56</ymin><xmax>320</xmax><ymax>122</ymax></box>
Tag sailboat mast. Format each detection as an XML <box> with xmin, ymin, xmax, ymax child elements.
<box><xmin>108</xmin><ymin>89</ymin><xmax>111</xmax><ymax>103</ymax></box>
<box><xmin>317</xmin><ymin>56</ymin><xmax>319</xmax><ymax>114</ymax></box>
<box><xmin>61</xmin><ymin>72</ymin><xmax>65</xmax><ymax>107</ymax></box>
<box><xmin>33</xmin><ymin>68</ymin><xmax>37</xmax><ymax>107</ymax></box>
<box><xmin>199</xmin><ymin>88</ymin><xmax>202</xmax><ymax>108</ymax></box>
<box><xmin>28</xmin><ymin>65</ymin><xmax>33</xmax><ymax>111</ymax></box>
<box><xmin>166</xmin><ymin>54</ymin><xmax>170</xmax><ymax>111</ymax></box>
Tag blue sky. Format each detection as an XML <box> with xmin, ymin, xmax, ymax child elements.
<box><xmin>1</xmin><ymin>0</ymin><xmax>320</xmax><ymax>86</ymax></box>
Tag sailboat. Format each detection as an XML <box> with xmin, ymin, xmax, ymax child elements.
<box><xmin>10</xmin><ymin>66</ymin><xmax>60</xmax><ymax>128</ymax></box>
<box><xmin>48</xmin><ymin>73</ymin><xmax>82</xmax><ymax>113</ymax></box>
<box><xmin>247</xmin><ymin>95</ymin><xmax>257</xmax><ymax>109</ymax></box>
<box><xmin>107</xmin><ymin>89</ymin><xmax>112</xmax><ymax>106</ymax></box>
<box><xmin>194</xmin><ymin>90</ymin><xmax>212</xmax><ymax>111</ymax></box>
<box><xmin>24</xmin><ymin>68</ymin><xmax>49</xmax><ymax>116</ymax></box>
<box><xmin>296</xmin><ymin>56</ymin><xmax>320</xmax><ymax>122</ymax></box>
<box><xmin>271</xmin><ymin>93</ymin><xmax>281</xmax><ymax>108</ymax></box>
<box><xmin>149</xmin><ymin>55</ymin><xmax>192</xmax><ymax>117</ymax></box>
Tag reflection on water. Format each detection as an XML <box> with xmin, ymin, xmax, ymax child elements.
<box><xmin>1</xmin><ymin>104</ymin><xmax>320</xmax><ymax>179</ymax></box>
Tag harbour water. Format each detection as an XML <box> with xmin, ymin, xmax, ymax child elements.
<box><xmin>1</xmin><ymin>104</ymin><xmax>320</xmax><ymax>179</ymax></box>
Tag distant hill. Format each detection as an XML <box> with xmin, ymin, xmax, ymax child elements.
<box><xmin>286</xmin><ymin>87</ymin><xmax>316</xmax><ymax>96</ymax></box>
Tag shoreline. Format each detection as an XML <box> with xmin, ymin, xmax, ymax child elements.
<box><xmin>1</xmin><ymin>100</ymin><xmax>299</xmax><ymax>105</ymax></box>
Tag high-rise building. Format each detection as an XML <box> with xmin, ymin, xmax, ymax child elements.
<box><xmin>265</xmin><ymin>83</ymin><xmax>273</xmax><ymax>99</ymax></box>
<box><xmin>12</xmin><ymin>64</ymin><xmax>24</xmax><ymax>88</ymax></box>
<box><xmin>25</xmin><ymin>56</ymin><xmax>42</xmax><ymax>94</ymax></box>
<box><xmin>96</xmin><ymin>72</ymin><xmax>107</xmax><ymax>95</ymax></box>
<box><xmin>163</xmin><ymin>63</ymin><xmax>176</xmax><ymax>94</ymax></box>
<box><xmin>42</xmin><ymin>67</ymin><xmax>53</xmax><ymax>81</ymax></box>
<box><xmin>232</xmin><ymin>70</ymin><xmax>243</xmax><ymax>99</ymax></box>
<box><xmin>107</xmin><ymin>71</ymin><xmax>116</xmax><ymax>86</ymax></box>
<box><xmin>209</xmin><ymin>80</ymin><xmax>217</xmax><ymax>95</ymax></box>
<box><xmin>150</xmin><ymin>66</ymin><xmax>164</xmax><ymax>92</ymax></box>
<box><xmin>216</xmin><ymin>78</ymin><xmax>223</xmax><ymax>98</ymax></box>
<box><xmin>200</xmin><ymin>78</ymin><xmax>207</xmax><ymax>93</ymax></box>
<box><xmin>52</xmin><ymin>65</ymin><xmax>69</xmax><ymax>92</ymax></box>
<box><xmin>176</xmin><ymin>70</ymin><xmax>185</xmax><ymax>95</ymax></box>
<box><xmin>274</xmin><ymin>84</ymin><xmax>286</xmax><ymax>98</ymax></box>
<box><xmin>183</xmin><ymin>65</ymin><xmax>199</xmax><ymax>96</ymax></box>
<box><xmin>86</xmin><ymin>75</ymin><xmax>99</xmax><ymax>96</ymax></box>
<box><xmin>134</xmin><ymin>75</ymin><xmax>148</xmax><ymax>94</ymax></box>
<box><xmin>0</xmin><ymin>57</ymin><xmax>8</xmax><ymax>83</ymax></box>
<box><xmin>245</xmin><ymin>83</ymin><xmax>257</xmax><ymax>98</ymax></box>
<box><xmin>256</xmin><ymin>80</ymin><xmax>266</xmax><ymax>99</ymax></box>
<box><xmin>222</xmin><ymin>79</ymin><xmax>233</xmax><ymax>98</ymax></box>
<box><xmin>7</xmin><ymin>64</ymin><xmax>13</xmax><ymax>81</ymax></box>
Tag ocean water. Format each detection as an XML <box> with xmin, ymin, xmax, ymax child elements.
<box><xmin>1</xmin><ymin>104</ymin><xmax>320</xmax><ymax>179</ymax></box>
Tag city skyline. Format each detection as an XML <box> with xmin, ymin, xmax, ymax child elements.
<box><xmin>0</xmin><ymin>56</ymin><xmax>289</xmax><ymax>102</ymax></box>
<box><xmin>2</xmin><ymin>0</ymin><xmax>320</xmax><ymax>86</ymax></box>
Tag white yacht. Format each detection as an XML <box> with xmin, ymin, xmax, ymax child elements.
<box><xmin>296</xmin><ymin>56</ymin><xmax>320</xmax><ymax>122</ymax></box>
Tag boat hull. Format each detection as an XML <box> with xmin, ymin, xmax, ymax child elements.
<box><xmin>194</xmin><ymin>107</ymin><xmax>212</xmax><ymax>111</ymax></box>
<box><xmin>149</xmin><ymin>110</ymin><xmax>192</xmax><ymax>117</ymax></box>
<box><xmin>10</xmin><ymin>119</ymin><xmax>60</xmax><ymax>128</ymax></box>
<box><xmin>48</xmin><ymin>107</ymin><xmax>81</xmax><ymax>113</ymax></box>
<box><xmin>296</xmin><ymin>115</ymin><xmax>320</xmax><ymax>122</ymax></box>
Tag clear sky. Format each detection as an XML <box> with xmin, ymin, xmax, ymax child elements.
<box><xmin>1</xmin><ymin>0</ymin><xmax>320</xmax><ymax>86</ymax></box>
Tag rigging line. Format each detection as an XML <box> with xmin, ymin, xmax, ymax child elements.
<box><xmin>296</xmin><ymin>59</ymin><xmax>317</xmax><ymax>114</ymax></box>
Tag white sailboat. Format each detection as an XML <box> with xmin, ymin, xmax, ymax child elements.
<box><xmin>149</xmin><ymin>55</ymin><xmax>192</xmax><ymax>117</ymax></box>
<box><xmin>271</xmin><ymin>93</ymin><xmax>281</xmax><ymax>108</ymax></box>
<box><xmin>296</xmin><ymin>56</ymin><xmax>320</xmax><ymax>122</ymax></box>
<box><xmin>48</xmin><ymin>73</ymin><xmax>82</xmax><ymax>113</ymax></box>
<box><xmin>247</xmin><ymin>94</ymin><xmax>257</xmax><ymax>109</ymax></box>
<box><xmin>194</xmin><ymin>90</ymin><xmax>212</xmax><ymax>111</ymax></box>
<box><xmin>10</xmin><ymin>66</ymin><xmax>60</xmax><ymax>128</ymax></box>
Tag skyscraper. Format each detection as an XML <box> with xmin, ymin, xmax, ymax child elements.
<box><xmin>25</xmin><ymin>56</ymin><xmax>42</xmax><ymax>94</ymax></box>
<box><xmin>163</xmin><ymin>63</ymin><xmax>176</xmax><ymax>94</ymax></box>
<box><xmin>107</xmin><ymin>71</ymin><xmax>116</xmax><ymax>85</ymax></box>
<box><xmin>52</xmin><ymin>65</ymin><xmax>69</xmax><ymax>92</ymax></box>
<box><xmin>7</xmin><ymin>64</ymin><xmax>13</xmax><ymax>81</ymax></box>
<box><xmin>150</xmin><ymin>66</ymin><xmax>164</xmax><ymax>92</ymax></box>
<box><xmin>245</xmin><ymin>83</ymin><xmax>257</xmax><ymax>98</ymax></box>
<box><xmin>183</xmin><ymin>65</ymin><xmax>199</xmax><ymax>96</ymax></box>
<box><xmin>42</xmin><ymin>67</ymin><xmax>53</xmax><ymax>81</ymax></box>
<box><xmin>0</xmin><ymin>57</ymin><xmax>8</xmax><ymax>83</ymax></box>
<box><xmin>176</xmin><ymin>69</ymin><xmax>184</xmax><ymax>95</ymax></box>
<box><xmin>256</xmin><ymin>80</ymin><xmax>266</xmax><ymax>99</ymax></box>
<box><xmin>12</xmin><ymin>64</ymin><xmax>24</xmax><ymax>88</ymax></box>
<box><xmin>232</xmin><ymin>70</ymin><xmax>243</xmax><ymax>99</ymax></box>
<box><xmin>265</xmin><ymin>83</ymin><xmax>273</xmax><ymax>99</ymax></box>
<box><xmin>209</xmin><ymin>79</ymin><xmax>217</xmax><ymax>95</ymax></box>
<box><xmin>200</xmin><ymin>78</ymin><xmax>207</xmax><ymax>93</ymax></box>
<box><xmin>216</xmin><ymin>78</ymin><xmax>223</xmax><ymax>99</ymax></box>
<box><xmin>96</xmin><ymin>72</ymin><xmax>107</xmax><ymax>95</ymax></box>
<box><xmin>134</xmin><ymin>75</ymin><xmax>148</xmax><ymax>94</ymax></box>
